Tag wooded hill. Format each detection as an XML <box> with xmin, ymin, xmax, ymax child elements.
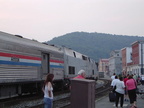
<box><xmin>47</xmin><ymin>32</ymin><xmax>144</xmax><ymax>62</ymax></box>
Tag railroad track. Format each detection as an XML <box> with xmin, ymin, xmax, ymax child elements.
<box><xmin>55</xmin><ymin>79</ymin><xmax>111</xmax><ymax>108</ymax></box>
<box><xmin>0</xmin><ymin>79</ymin><xmax>111</xmax><ymax>108</ymax></box>
<box><xmin>95</xmin><ymin>79</ymin><xmax>111</xmax><ymax>99</ymax></box>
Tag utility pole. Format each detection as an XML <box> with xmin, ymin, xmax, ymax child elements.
<box><xmin>141</xmin><ymin>42</ymin><xmax>144</xmax><ymax>75</ymax></box>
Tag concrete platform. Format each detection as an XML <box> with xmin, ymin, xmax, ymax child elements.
<box><xmin>95</xmin><ymin>85</ymin><xmax>144</xmax><ymax>108</ymax></box>
<box><xmin>95</xmin><ymin>95</ymin><xmax>144</xmax><ymax>108</ymax></box>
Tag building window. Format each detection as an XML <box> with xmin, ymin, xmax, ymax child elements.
<box><xmin>69</xmin><ymin>66</ymin><xmax>75</xmax><ymax>74</ymax></box>
<box><xmin>130</xmin><ymin>53</ymin><xmax>132</xmax><ymax>60</ymax></box>
<box><xmin>92</xmin><ymin>70</ymin><xmax>94</xmax><ymax>75</ymax></box>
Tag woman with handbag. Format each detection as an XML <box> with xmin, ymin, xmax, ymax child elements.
<box><xmin>126</xmin><ymin>75</ymin><xmax>137</xmax><ymax>108</ymax></box>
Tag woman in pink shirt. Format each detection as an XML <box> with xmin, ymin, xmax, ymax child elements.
<box><xmin>126</xmin><ymin>75</ymin><xmax>137</xmax><ymax>108</ymax></box>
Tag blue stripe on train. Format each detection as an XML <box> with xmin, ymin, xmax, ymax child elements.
<box><xmin>0</xmin><ymin>60</ymin><xmax>41</xmax><ymax>66</ymax></box>
<box><xmin>0</xmin><ymin>60</ymin><xmax>64</xmax><ymax>68</ymax></box>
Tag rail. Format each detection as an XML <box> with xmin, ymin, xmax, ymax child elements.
<box><xmin>0</xmin><ymin>79</ymin><xmax>111</xmax><ymax>108</ymax></box>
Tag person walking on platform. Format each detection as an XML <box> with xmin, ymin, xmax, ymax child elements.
<box><xmin>111</xmin><ymin>73</ymin><xmax>116</xmax><ymax>81</ymax></box>
<box><xmin>140</xmin><ymin>75</ymin><xmax>144</xmax><ymax>85</ymax></box>
<box><xmin>126</xmin><ymin>75</ymin><xmax>137</xmax><ymax>108</ymax></box>
<box><xmin>133</xmin><ymin>74</ymin><xmax>137</xmax><ymax>81</ymax></box>
<box><xmin>74</xmin><ymin>69</ymin><xmax>86</xmax><ymax>79</ymax></box>
<box><xmin>42</xmin><ymin>74</ymin><xmax>54</xmax><ymax>108</ymax></box>
<box><xmin>124</xmin><ymin>74</ymin><xmax>129</xmax><ymax>101</ymax></box>
<box><xmin>115</xmin><ymin>77</ymin><xmax>125</xmax><ymax>108</ymax></box>
<box><xmin>111</xmin><ymin>76</ymin><xmax>119</xmax><ymax>88</ymax></box>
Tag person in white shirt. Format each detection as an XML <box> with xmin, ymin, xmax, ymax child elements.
<box><xmin>42</xmin><ymin>74</ymin><xmax>54</xmax><ymax>108</ymax></box>
<box><xmin>111</xmin><ymin>76</ymin><xmax>119</xmax><ymax>87</ymax></box>
<box><xmin>115</xmin><ymin>77</ymin><xmax>125</xmax><ymax>108</ymax></box>
<box><xmin>111</xmin><ymin>73</ymin><xmax>116</xmax><ymax>81</ymax></box>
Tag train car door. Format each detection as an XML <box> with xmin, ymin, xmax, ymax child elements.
<box><xmin>42</xmin><ymin>53</ymin><xmax>50</xmax><ymax>74</ymax></box>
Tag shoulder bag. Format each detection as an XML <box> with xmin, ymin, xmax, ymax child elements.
<box><xmin>133</xmin><ymin>79</ymin><xmax>139</xmax><ymax>94</ymax></box>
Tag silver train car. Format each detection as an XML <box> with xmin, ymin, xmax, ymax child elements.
<box><xmin>63</xmin><ymin>47</ymin><xmax>98</xmax><ymax>80</ymax></box>
<box><xmin>0</xmin><ymin>31</ymin><xmax>98</xmax><ymax>99</ymax></box>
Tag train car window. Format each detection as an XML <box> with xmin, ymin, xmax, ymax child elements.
<box><xmin>69</xmin><ymin>66</ymin><xmax>75</xmax><ymax>74</ymax></box>
<box><xmin>14</xmin><ymin>35</ymin><xmax>23</xmax><ymax>38</ymax></box>
<box><xmin>73</xmin><ymin>52</ymin><xmax>76</xmax><ymax>58</ymax></box>
<box><xmin>82</xmin><ymin>55</ymin><xmax>87</xmax><ymax>60</ymax></box>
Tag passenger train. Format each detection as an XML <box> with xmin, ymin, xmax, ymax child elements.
<box><xmin>0</xmin><ymin>31</ymin><xmax>98</xmax><ymax>99</ymax></box>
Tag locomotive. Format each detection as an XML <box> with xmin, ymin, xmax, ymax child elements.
<box><xmin>0</xmin><ymin>31</ymin><xmax>98</xmax><ymax>99</ymax></box>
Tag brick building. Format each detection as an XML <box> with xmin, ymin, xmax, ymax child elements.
<box><xmin>131</xmin><ymin>41</ymin><xmax>144</xmax><ymax>75</ymax></box>
<box><xmin>98</xmin><ymin>59</ymin><xmax>109</xmax><ymax>73</ymax></box>
<box><xmin>121</xmin><ymin>41</ymin><xmax>144</xmax><ymax>76</ymax></box>
<box><xmin>121</xmin><ymin>47</ymin><xmax>132</xmax><ymax>75</ymax></box>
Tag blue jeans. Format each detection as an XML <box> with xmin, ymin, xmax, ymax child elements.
<box><xmin>44</xmin><ymin>97</ymin><xmax>53</xmax><ymax>108</ymax></box>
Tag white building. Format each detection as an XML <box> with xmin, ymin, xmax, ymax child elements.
<box><xmin>109</xmin><ymin>50</ymin><xmax>122</xmax><ymax>76</ymax></box>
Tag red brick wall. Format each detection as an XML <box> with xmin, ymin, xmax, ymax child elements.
<box><xmin>121</xmin><ymin>48</ymin><xmax>126</xmax><ymax>68</ymax></box>
<box><xmin>132</xmin><ymin>43</ymin><xmax>139</xmax><ymax>64</ymax></box>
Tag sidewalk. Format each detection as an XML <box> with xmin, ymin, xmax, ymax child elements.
<box><xmin>95</xmin><ymin>85</ymin><xmax>144</xmax><ymax>108</ymax></box>
<box><xmin>95</xmin><ymin>94</ymin><xmax>144</xmax><ymax>108</ymax></box>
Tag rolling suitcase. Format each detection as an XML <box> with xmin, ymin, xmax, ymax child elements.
<box><xmin>109</xmin><ymin>91</ymin><xmax>116</xmax><ymax>102</ymax></box>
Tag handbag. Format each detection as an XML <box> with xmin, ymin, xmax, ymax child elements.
<box><xmin>133</xmin><ymin>79</ymin><xmax>139</xmax><ymax>94</ymax></box>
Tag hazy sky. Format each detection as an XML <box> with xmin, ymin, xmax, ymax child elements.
<box><xmin>0</xmin><ymin>0</ymin><xmax>144</xmax><ymax>42</ymax></box>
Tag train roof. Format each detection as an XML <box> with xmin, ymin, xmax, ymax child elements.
<box><xmin>62</xmin><ymin>47</ymin><xmax>96</xmax><ymax>63</ymax></box>
<box><xmin>0</xmin><ymin>31</ymin><xmax>63</xmax><ymax>54</ymax></box>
